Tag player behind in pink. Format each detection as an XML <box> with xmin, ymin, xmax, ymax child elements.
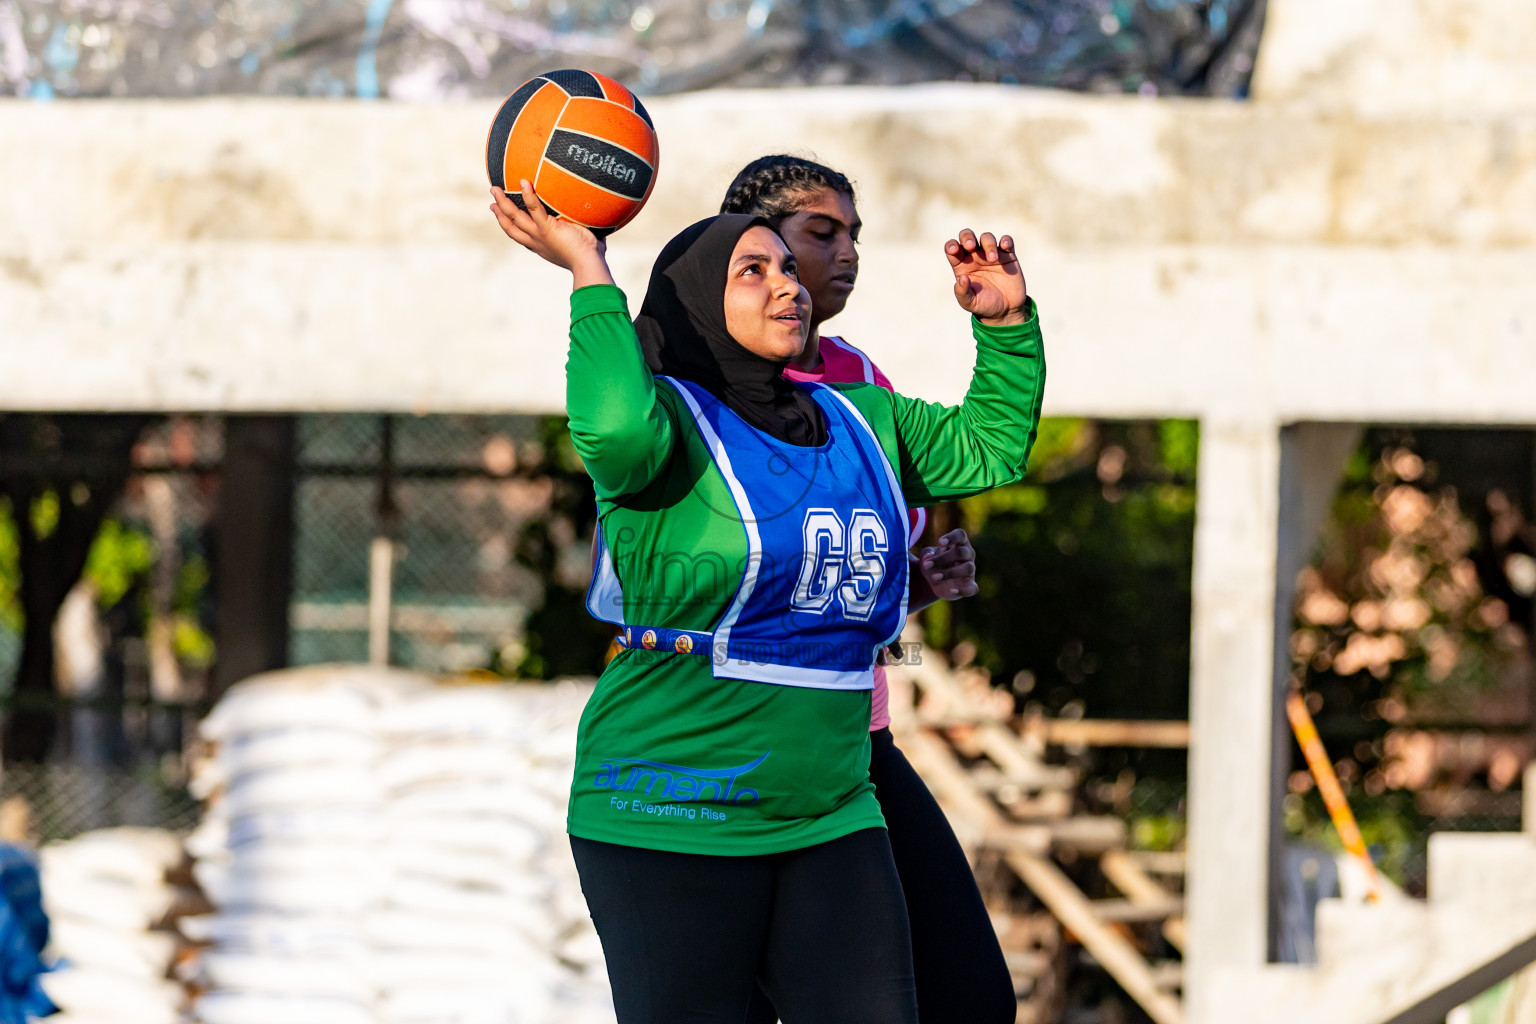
<box><xmin>721</xmin><ymin>156</ymin><xmax>1014</xmax><ymax>1024</ymax></box>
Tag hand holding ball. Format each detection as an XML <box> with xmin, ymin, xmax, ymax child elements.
<box><xmin>485</xmin><ymin>69</ymin><xmax>659</xmax><ymax>237</ymax></box>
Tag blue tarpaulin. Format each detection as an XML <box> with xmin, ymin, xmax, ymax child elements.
<box><xmin>0</xmin><ymin>845</ymin><xmax>55</xmax><ymax>1023</ymax></box>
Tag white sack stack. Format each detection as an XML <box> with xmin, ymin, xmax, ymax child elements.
<box><xmin>38</xmin><ymin>826</ymin><xmax>202</xmax><ymax>1024</ymax></box>
<box><xmin>187</xmin><ymin>665</ymin><xmax>427</xmax><ymax>1024</ymax></box>
<box><xmin>184</xmin><ymin>666</ymin><xmax>613</xmax><ymax>1024</ymax></box>
<box><xmin>372</xmin><ymin>683</ymin><xmax>611</xmax><ymax>1024</ymax></box>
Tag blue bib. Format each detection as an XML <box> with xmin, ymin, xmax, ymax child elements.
<box><xmin>587</xmin><ymin>377</ymin><xmax>909</xmax><ymax>691</ymax></box>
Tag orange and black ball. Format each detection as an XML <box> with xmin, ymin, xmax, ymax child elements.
<box><xmin>486</xmin><ymin>69</ymin><xmax>659</xmax><ymax>237</ymax></box>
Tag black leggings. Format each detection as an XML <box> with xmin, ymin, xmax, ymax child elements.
<box><xmin>747</xmin><ymin>728</ymin><xmax>1016</xmax><ymax>1024</ymax></box>
<box><xmin>570</xmin><ymin>827</ymin><xmax>917</xmax><ymax>1024</ymax></box>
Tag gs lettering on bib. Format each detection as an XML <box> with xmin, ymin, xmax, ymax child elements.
<box><xmin>588</xmin><ymin>378</ymin><xmax>910</xmax><ymax>691</ymax></box>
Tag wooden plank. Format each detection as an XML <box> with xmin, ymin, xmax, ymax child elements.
<box><xmin>894</xmin><ymin>642</ymin><xmax>1020</xmax><ymax>729</ymax></box>
<box><xmin>1102</xmin><ymin>850</ymin><xmax>1187</xmax><ymax>953</ymax></box>
<box><xmin>974</xmin><ymin>723</ymin><xmax>1079</xmax><ymax>789</ymax></box>
<box><xmin>1003</xmin><ymin>949</ymin><xmax>1052</xmax><ymax>977</ymax></box>
<box><xmin>1102</xmin><ymin>850</ymin><xmax>1175</xmax><ymax>902</ymax></box>
<box><xmin>968</xmin><ymin>765</ymin><xmax>1078</xmax><ymax>799</ymax></box>
<box><xmin>893</xmin><ymin>656</ymin><xmax>1183</xmax><ymax>1022</ymax></box>
<box><xmin>1004</xmin><ymin>848</ymin><xmax>1186</xmax><ymax>1024</ymax></box>
<box><xmin>897</xmin><ymin>646</ymin><xmax>1078</xmax><ymax>793</ymax></box>
<box><xmin>917</xmin><ymin>709</ymin><xmax>1013</xmax><ymax>728</ymax></box>
<box><xmin>1008</xmin><ymin>793</ymin><xmax>1077</xmax><ymax>820</ymax></box>
<box><xmin>1090</xmin><ymin>897</ymin><xmax>1185</xmax><ymax>923</ymax></box>
<box><xmin>1127</xmin><ymin>850</ymin><xmax>1187</xmax><ymax>876</ymax></box>
<box><xmin>901</xmin><ymin>730</ymin><xmax>1050</xmax><ymax>853</ymax></box>
<box><xmin>1149</xmin><ymin>962</ymin><xmax>1184</xmax><ymax>991</ymax></box>
<box><xmin>988</xmin><ymin>785</ymin><xmax>1076</xmax><ymax>821</ymax></box>
<box><xmin>894</xmin><ymin>645</ymin><xmax>976</xmax><ymax>706</ymax></box>
<box><xmin>1022</xmin><ymin>718</ymin><xmax>1192</xmax><ymax>749</ymax></box>
<box><xmin>1044</xmin><ymin>816</ymin><xmax>1128</xmax><ymax>854</ymax></box>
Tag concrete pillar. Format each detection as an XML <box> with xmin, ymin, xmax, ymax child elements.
<box><xmin>1186</xmin><ymin>420</ymin><xmax>1363</xmax><ymax>1020</ymax></box>
<box><xmin>1185</xmin><ymin>418</ymin><xmax>1282</xmax><ymax>1022</ymax></box>
<box><xmin>1268</xmin><ymin>423</ymin><xmax>1365</xmax><ymax>955</ymax></box>
<box><xmin>213</xmin><ymin>415</ymin><xmax>297</xmax><ymax>696</ymax></box>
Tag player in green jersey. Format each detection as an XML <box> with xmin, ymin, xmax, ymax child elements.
<box><xmin>489</xmin><ymin>177</ymin><xmax>1043</xmax><ymax>1023</ymax></box>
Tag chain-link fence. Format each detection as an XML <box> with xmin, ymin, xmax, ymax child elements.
<box><xmin>0</xmin><ymin>760</ymin><xmax>200</xmax><ymax>843</ymax></box>
<box><xmin>291</xmin><ymin>413</ymin><xmax>578</xmax><ymax>675</ymax></box>
<box><xmin>1284</xmin><ymin>787</ymin><xmax>1523</xmax><ymax>899</ymax></box>
<box><xmin>0</xmin><ymin>412</ymin><xmax>582</xmax><ymax>840</ymax></box>
<box><xmin>1083</xmin><ymin>745</ymin><xmax>1533</xmax><ymax>909</ymax></box>
<box><xmin>1101</xmin><ymin>765</ymin><xmax>1526</xmax><ymax>899</ymax></box>
<box><xmin>1120</xmin><ymin>775</ymin><xmax>1187</xmax><ymax>852</ymax></box>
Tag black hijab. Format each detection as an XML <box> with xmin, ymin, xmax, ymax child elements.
<box><xmin>635</xmin><ymin>214</ymin><xmax>827</xmax><ymax>447</ymax></box>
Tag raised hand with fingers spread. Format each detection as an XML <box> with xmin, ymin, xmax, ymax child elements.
<box><xmin>946</xmin><ymin>229</ymin><xmax>1029</xmax><ymax>327</ymax></box>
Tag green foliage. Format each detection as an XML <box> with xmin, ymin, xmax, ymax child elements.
<box><xmin>940</xmin><ymin>419</ymin><xmax>1197</xmax><ymax>742</ymax></box>
<box><xmin>2</xmin><ymin>499</ymin><xmax>161</xmax><ymax>624</ymax></box>
<box><xmin>29</xmin><ymin>490</ymin><xmax>59</xmax><ymax>541</ymax></box>
<box><xmin>174</xmin><ymin>614</ymin><xmax>217</xmax><ymax>669</ymax></box>
<box><xmin>923</xmin><ymin>598</ymin><xmax>952</xmax><ymax>651</ymax></box>
<box><xmin>176</xmin><ymin>556</ymin><xmax>210</xmax><ymax>615</ymax></box>
<box><xmin>83</xmin><ymin>520</ymin><xmax>155</xmax><ymax>609</ymax></box>
<box><xmin>0</xmin><ymin>501</ymin><xmax>20</xmax><ymax>633</ymax></box>
<box><xmin>1130</xmin><ymin>814</ymin><xmax>1186</xmax><ymax>853</ymax></box>
<box><xmin>1157</xmin><ymin>419</ymin><xmax>1199</xmax><ymax>476</ymax></box>
<box><xmin>1025</xmin><ymin>417</ymin><xmax>1093</xmax><ymax>480</ymax></box>
<box><xmin>170</xmin><ymin>555</ymin><xmax>217</xmax><ymax>668</ymax></box>
<box><xmin>1282</xmin><ymin>790</ymin><xmax>1443</xmax><ymax>889</ymax></box>
<box><xmin>0</xmin><ymin>495</ymin><xmax>218</xmax><ymax>672</ymax></box>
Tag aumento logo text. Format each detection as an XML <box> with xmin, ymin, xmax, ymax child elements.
<box><xmin>594</xmin><ymin>750</ymin><xmax>769</xmax><ymax>805</ymax></box>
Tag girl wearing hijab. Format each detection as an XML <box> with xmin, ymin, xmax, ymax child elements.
<box><xmin>723</xmin><ymin>155</ymin><xmax>1016</xmax><ymax>1024</ymax></box>
<box><xmin>489</xmin><ymin>178</ymin><xmax>1045</xmax><ymax>1024</ymax></box>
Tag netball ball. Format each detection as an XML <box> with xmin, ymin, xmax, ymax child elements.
<box><xmin>486</xmin><ymin>69</ymin><xmax>659</xmax><ymax>237</ymax></box>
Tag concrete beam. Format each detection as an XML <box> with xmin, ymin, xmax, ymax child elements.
<box><xmin>3</xmin><ymin>242</ymin><xmax>1535</xmax><ymax>419</ymax></box>
<box><xmin>5</xmin><ymin>93</ymin><xmax>1536</xmax><ymax>252</ymax></box>
<box><xmin>2</xmin><ymin>94</ymin><xmax>1533</xmax><ymax>416</ymax></box>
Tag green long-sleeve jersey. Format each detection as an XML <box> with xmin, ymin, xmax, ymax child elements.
<box><xmin>564</xmin><ymin>284</ymin><xmax>1044</xmax><ymax>855</ymax></box>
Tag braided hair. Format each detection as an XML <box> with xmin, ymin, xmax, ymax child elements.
<box><xmin>719</xmin><ymin>155</ymin><xmax>856</xmax><ymax>226</ymax></box>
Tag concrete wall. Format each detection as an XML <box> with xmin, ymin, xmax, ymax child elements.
<box><xmin>1253</xmin><ymin>0</ymin><xmax>1536</xmax><ymax>115</ymax></box>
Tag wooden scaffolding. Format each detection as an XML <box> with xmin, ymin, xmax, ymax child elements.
<box><xmin>886</xmin><ymin>630</ymin><xmax>1190</xmax><ymax>1024</ymax></box>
